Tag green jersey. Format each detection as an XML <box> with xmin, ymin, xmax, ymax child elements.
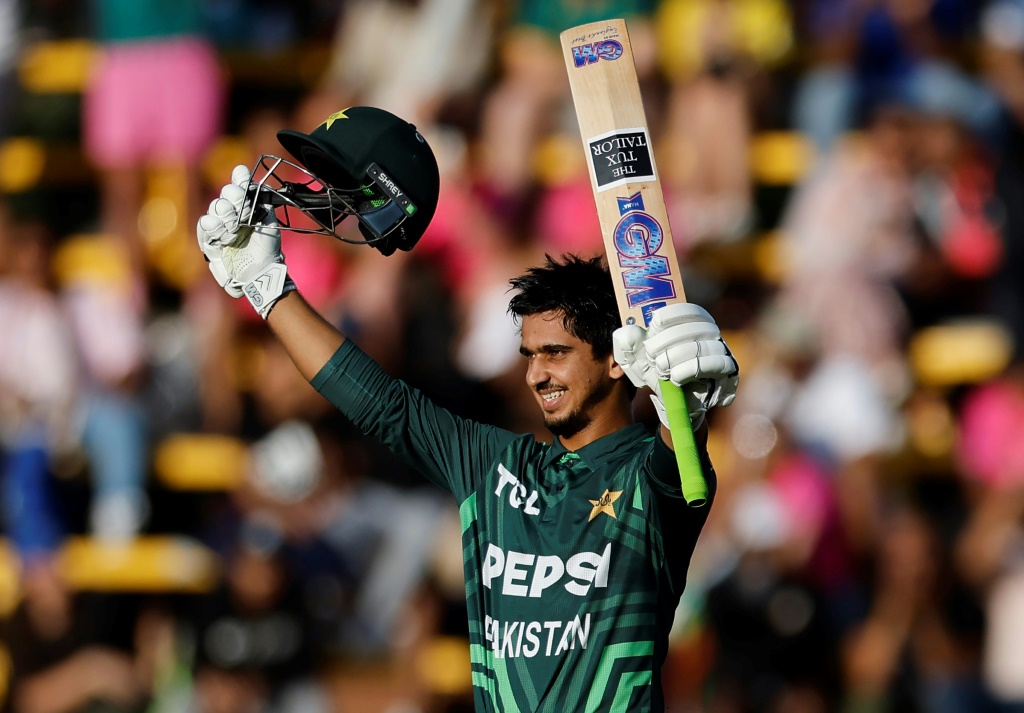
<box><xmin>314</xmin><ymin>341</ymin><xmax>716</xmax><ymax>712</ymax></box>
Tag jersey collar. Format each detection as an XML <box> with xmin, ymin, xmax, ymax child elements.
<box><xmin>542</xmin><ymin>423</ymin><xmax>652</xmax><ymax>471</ymax></box>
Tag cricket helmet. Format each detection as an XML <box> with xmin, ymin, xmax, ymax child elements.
<box><xmin>251</xmin><ymin>107</ymin><xmax>440</xmax><ymax>256</ymax></box>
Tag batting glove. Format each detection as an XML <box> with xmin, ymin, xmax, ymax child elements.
<box><xmin>613</xmin><ymin>303</ymin><xmax>738</xmax><ymax>429</ymax></box>
<box><xmin>197</xmin><ymin>165</ymin><xmax>296</xmax><ymax>319</ymax></box>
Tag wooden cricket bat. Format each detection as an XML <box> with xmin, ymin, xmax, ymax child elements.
<box><xmin>560</xmin><ymin>18</ymin><xmax>707</xmax><ymax>506</ymax></box>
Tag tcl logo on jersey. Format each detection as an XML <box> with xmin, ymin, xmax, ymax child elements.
<box><xmin>495</xmin><ymin>464</ymin><xmax>540</xmax><ymax>516</ymax></box>
<box><xmin>482</xmin><ymin>543</ymin><xmax>611</xmax><ymax>597</ymax></box>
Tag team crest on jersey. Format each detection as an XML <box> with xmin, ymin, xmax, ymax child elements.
<box><xmin>588</xmin><ymin>489</ymin><xmax>623</xmax><ymax>521</ymax></box>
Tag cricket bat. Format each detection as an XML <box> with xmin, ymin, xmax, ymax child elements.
<box><xmin>560</xmin><ymin>18</ymin><xmax>707</xmax><ymax>506</ymax></box>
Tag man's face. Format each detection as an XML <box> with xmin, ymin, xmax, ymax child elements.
<box><xmin>520</xmin><ymin>311</ymin><xmax>618</xmax><ymax>439</ymax></box>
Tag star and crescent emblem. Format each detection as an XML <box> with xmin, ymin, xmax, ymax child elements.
<box><xmin>588</xmin><ymin>489</ymin><xmax>623</xmax><ymax>521</ymax></box>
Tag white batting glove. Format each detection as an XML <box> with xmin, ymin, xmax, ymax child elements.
<box><xmin>613</xmin><ymin>304</ymin><xmax>738</xmax><ymax>429</ymax></box>
<box><xmin>614</xmin><ymin>324</ymin><xmax>677</xmax><ymax>428</ymax></box>
<box><xmin>197</xmin><ymin>165</ymin><xmax>295</xmax><ymax>318</ymax></box>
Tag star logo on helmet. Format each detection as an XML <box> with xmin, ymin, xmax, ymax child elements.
<box><xmin>323</xmin><ymin>109</ymin><xmax>350</xmax><ymax>130</ymax></box>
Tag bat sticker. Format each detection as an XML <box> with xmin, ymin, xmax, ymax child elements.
<box><xmin>612</xmin><ymin>201</ymin><xmax>676</xmax><ymax>323</ymax></box>
<box><xmin>587</xmin><ymin>128</ymin><xmax>656</xmax><ymax>191</ymax></box>
<box><xmin>616</xmin><ymin>192</ymin><xmax>644</xmax><ymax>214</ymax></box>
<box><xmin>570</xmin><ymin>39</ymin><xmax>623</xmax><ymax>67</ymax></box>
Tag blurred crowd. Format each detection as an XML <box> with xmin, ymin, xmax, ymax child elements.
<box><xmin>2</xmin><ymin>0</ymin><xmax>1024</xmax><ymax>712</ymax></box>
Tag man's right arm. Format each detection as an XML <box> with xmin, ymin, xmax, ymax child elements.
<box><xmin>264</xmin><ymin>290</ymin><xmax>345</xmax><ymax>382</ymax></box>
<box><xmin>197</xmin><ymin>168</ymin><xmax>519</xmax><ymax>496</ymax></box>
<box><xmin>267</xmin><ymin>289</ymin><xmax>520</xmax><ymax>497</ymax></box>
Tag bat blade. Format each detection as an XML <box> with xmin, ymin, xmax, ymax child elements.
<box><xmin>560</xmin><ymin>18</ymin><xmax>707</xmax><ymax>506</ymax></box>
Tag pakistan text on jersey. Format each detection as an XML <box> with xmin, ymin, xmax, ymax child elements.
<box><xmin>482</xmin><ymin>543</ymin><xmax>611</xmax><ymax>597</ymax></box>
<box><xmin>483</xmin><ymin>613</ymin><xmax>591</xmax><ymax>658</ymax></box>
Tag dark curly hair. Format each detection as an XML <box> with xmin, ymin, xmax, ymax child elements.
<box><xmin>507</xmin><ymin>254</ymin><xmax>621</xmax><ymax>358</ymax></box>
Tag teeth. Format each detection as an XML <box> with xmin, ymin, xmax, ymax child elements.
<box><xmin>543</xmin><ymin>391</ymin><xmax>565</xmax><ymax>402</ymax></box>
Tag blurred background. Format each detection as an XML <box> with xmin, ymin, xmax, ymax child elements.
<box><xmin>2</xmin><ymin>1</ymin><xmax>1024</xmax><ymax>712</ymax></box>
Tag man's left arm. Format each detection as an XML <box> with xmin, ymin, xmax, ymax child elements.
<box><xmin>644</xmin><ymin>433</ymin><xmax>718</xmax><ymax>596</ymax></box>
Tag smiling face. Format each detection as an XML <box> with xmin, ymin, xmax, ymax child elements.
<box><xmin>520</xmin><ymin>310</ymin><xmax>629</xmax><ymax>443</ymax></box>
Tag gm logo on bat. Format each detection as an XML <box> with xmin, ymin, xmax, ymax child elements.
<box><xmin>613</xmin><ymin>192</ymin><xmax>676</xmax><ymax>326</ymax></box>
<box><xmin>571</xmin><ymin>40</ymin><xmax>623</xmax><ymax>67</ymax></box>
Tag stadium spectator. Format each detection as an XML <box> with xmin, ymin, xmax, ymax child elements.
<box><xmin>0</xmin><ymin>213</ymin><xmax>77</xmax><ymax>559</ymax></box>
<box><xmin>187</xmin><ymin>516</ymin><xmax>331</xmax><ymax>713</ymax></box>
<box><xmin>82</xmin><ymin>0</ymin><xmax>225</xmax><ymax>303</ymax></box>
<box><xmin>3</xmin><ymin>557</ymin><xmax>155</xmax><ymax>713</ymax></box>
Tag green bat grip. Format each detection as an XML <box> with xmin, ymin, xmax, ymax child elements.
<box><xmin>660</xmin><ymin>381</ymin><xmax>708</xmax><ymax>507</ymax></box>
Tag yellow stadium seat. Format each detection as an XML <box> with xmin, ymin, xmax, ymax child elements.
<box><xmin>656</xmin><ymin>0</ymin><xmax>794</xmax><ymax>82</ymax></box>
<box><xmin>56</xmin><ymin>536</ymin><xmax>219</xmax><ymax>593</ymax></box>
<box><xmin>752</xmin><ymin>230</ymin><xmax>789</xmax><ymax>283</ymax></box>
<box><xmin>415</xmin><ymin>636</ymin><xmax>472</xmax><ymax>695</ymax></box>
<box><xmin>0</xmin><ymin>138</ymin><xmax>46</xmax><ymax>192</ymax></box>
<box><xmin>0</xmin><ymin>645</ymin><xmax>10</xmax><ymax>707</ymax></box>
<box><xmin>142</xmin><ymin>163</ymin><xmax>208</xmax><ymax>290</ymax></box>
<box><xmin>19</xmin><ymin>40</ymin><xmax>98</xmax><ymax>94</ymax></box>
<box><xmin>533</xmin><ymin>132</ymin><xmax>588</xmax><ymax>186</ymax></box>
<box><xmin>153</xmin><ymin>433</ymin><xmax>248</xmax><ymax>490</ymax></box>
<box><xmin>202</xmin><ymin>136</ymin><xmax>252</xmax><ymax>189</ymax></box>
<box><xmin>0</xmin><ymin>543</ymin><xmax>20</xmax><ymax>618</ymax></box>
<box><xmin>910</xmin><ymin>320</ymin><xmax>1015</xmax><ymax>388</ymax></box>
<box><xmin>51</xmin><ymin>233</ymin><xmax>134</xmax><ymax>290</ymax></box>
<box><xmin>750</xmin><ymin>131</ymin><xmax>815</xmax><ymax>186</ymax></box>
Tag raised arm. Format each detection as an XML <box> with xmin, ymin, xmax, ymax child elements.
<box><xmin>612</xmin><ymin>303</ymin><xmax>738</xmax><ymax>454</ymax></box>
<box><xmin>196</xmin><ymin>164</ymin><xmax>345</xmax><ymax>381</ymax></box>
<box><xmin>265</xmin><ymin>291</ymin><xmax>345</xmax><ymax>381</ymax></box>
<box><xmin>196</xmin><ymin>107</ymin><xmax>439</xmax><ymax>381</ymax></box>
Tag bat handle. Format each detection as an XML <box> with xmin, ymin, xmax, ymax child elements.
<box><xmin>660</xmin><ymin>382</ymin><xmax>708</xmax><ymax>507</ymax></box>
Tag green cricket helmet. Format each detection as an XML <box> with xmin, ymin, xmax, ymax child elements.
<box><xmin>250</xmin><ymin>107</ymin><xmax>439</xmax><ymax>256</ymax></box>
